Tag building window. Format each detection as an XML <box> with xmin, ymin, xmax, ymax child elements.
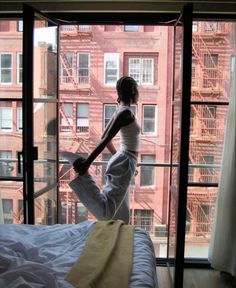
<box><xmin>60</xmin><ymin>103</ymin><xmax>73</xmax><ymax>132</ymax></box>
<box><xmin>76</xmin><ymin>103</ymin><xmax>89</xmax><ymax>133</ymax></box>
<box><xmin>17</xmin><ymin>20</ymin><xmax>23</xmax><ymax>32</ymax></box>
<box><xmin>199</xmin><ymin>155</ymin><xmax>214</xmax><ymax>183</ymax></box>
<box><xmin>124</xmin><ymin>25</ymin><xmax>139</xmax><ymax>32</ymax></box>
<box><xmin>17</xmin><ymin>104</ymin><xmax>22</xmax><ymax>131</ymax></box>
<box><xmin>0</xmin><ymin>53</ymin><xmax>12</xmax><ymax>84</ymax></box>
<box><xmin>104</xmin><ymin>104</ymin><xmax>117</xmax><ymax>128</ymax></box>
<box><xmin>0</xmin><ymin>106</ymin><xmax>12</xmax><ymax>131</ymax></box>
<box><xmin>204</xmin><ymin>22</ymin><xmax>219</xmax><ymax>32</ymax></box>
<box><xmin>140</xmin><ymin>154</ymin><xmax>155</xmax><ymax>186</ymax></box>
<box><xmin>78</xmin><ymin>25</ymin><xmax>90</xmax><ymax>31</ymax></box>
<box><xmin>129</xmin><ymin>57</ymin><xmax>154</xmax><ymax>85</ymax></box>
<box><xmin>2</xmin><ymin>199</ymin><xmax>13</xmax><ymax>224</ymax></box>
<box><xmin>142</xmin><ymin>105</ymin><xmax>156</xmax><ymax>134</ymax></box>
<box><xmin>60</xmin><ymin>52</ymin><xmax>74</xmax><ymax>84</ymax></box>
<box><xmin>192</xmin><ymin>21</ymin><xmax>199</xmax><ymax>32</ymax></box>
<box><xmin>0</xmin><ymin>151</ymin><xmax>13</xmax><ymax>177</ymax></box>
<box><xmin>133</xmin><ymin>209</ymin><xmax>153</xmax><ymax>233</ymax></box>
<box><xmin>77</xmin><ymin>53</ymin><xmax>89</xmax><ymax>85</ymax></box>
<box><xmin>17</xmin><ymin>53</ymin><xmax>22</xmax><ymax>84</ymax></box>
<box><xmin>203</xmin><ymin>54</ymin><xmax>218</xmax><ymax>88</ymax></box>
<box><xmin>201</xmin><ymin>106</ymin><xmax>216</xmax><ymax>136</ymax></box>
<box><xmin>104</xmin><ymin>53</ymin><xmax>119</xmax><ymax>85</ymax></box>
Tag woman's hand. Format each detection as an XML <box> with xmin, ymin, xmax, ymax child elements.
<box><xmin>73</xmin><ymin>158</ymin><xmax>89</xmax><ymax>175</ymax></box>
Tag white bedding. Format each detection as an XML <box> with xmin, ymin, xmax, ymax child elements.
<box><xmin>0</xmin><ymin>221</ymin><xmax>158</xmax><ymax>288</ymax></box>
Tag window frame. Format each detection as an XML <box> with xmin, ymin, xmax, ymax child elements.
<box><xmin>142</xmin><ymin>104</ymin><xmax>157</xmax><ymax>134</ymax></box>
<box><xmin>104</xmin><ymin>52</ymin><xmax>119</xmax><ymax>85</ymax></box>
<box><xmin>0</xmin><ymin>52</ymin><xmax>13</xmax><ymax>84</ymax></box>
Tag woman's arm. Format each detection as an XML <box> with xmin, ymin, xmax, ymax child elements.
<box><xmin>74</xmin><ymin>109</ymin><xmax>134</xmax><ymax>174</ymax></box>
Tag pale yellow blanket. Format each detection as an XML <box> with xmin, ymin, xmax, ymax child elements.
<box><xmin>65</xmin><ymin>220</ymin><xmax>134</xmax><ymax>288</ymax></box>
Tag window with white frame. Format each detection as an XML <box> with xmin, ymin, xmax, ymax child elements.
<box><xmin>104</xmin><ymin>53</ymin><xmax>119</xmax><ymax>85</ymax></box>
<box><xmin>142</xmin><ymin>105</ymin><xmax>156</xmax><ymax>134</ymax></box>
<box><xmin>60</xmin><ymin>103</ymin><xmax>73</xmax><ymax>132</ymax></box>
<box><xmin>129</xmin><ymin>57</ymin><xmax>154</xmax><ymax>85</ymax></box>
<box><xmin>76</xmin><ymin>103</ymin><xmax>89</xmax><ymax>133</ymax></box>
<box><xmin>140</xmin><ymin>154</ymin><xmax>155</xmax><ymax>186</ymax></box>
<box><xmin>0</xmin><ymin>106</ymin><xmax>12</xmax><ymax>131</ymax></box>
<box><xmin>77</xmin><ymin>53</ymin><xmax>89</xmax><ymax>85</ymax></box>
<box><xmin>124</xmin><ymin>25</ymin><xmax>139</xmax><ymax>32</ymax></box>
<box><xmin>192</xmin><ymin>21</ymin><xmax>199</xmax><ymax>32</ymax></box>
<box><xmin>104</xmin><ymin>104</ymin><xmax>117</xmax><ymax>128</ymax></box>
<box><xmin>0</xmin><ymin>53</ymin><xmax>12</xmax><ymax>84</ymax></box>
<box><xmin>17</xmin><ymin>53</ymin><xmax>22</xmax><ymax>84</ymax></box>
<box><xmin>17</xmin><ymin>20</ymin><xmax>23</xmax><ymax>32</ymax></box>
<box><xmin>17</xmin><ymin>104</ymin><xmax>22</xmax><ymax>131</ymax></box>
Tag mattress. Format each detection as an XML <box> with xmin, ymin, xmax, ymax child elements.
<box><xmin>0</xmin><ymin>221</ymin><xmax>158</xmax><ymax>287</ymax></box>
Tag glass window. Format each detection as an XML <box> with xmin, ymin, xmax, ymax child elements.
<box><xmin>78</xmin><ymin>25</ymin><xmax>90</xmax><ymax>30</ymax></box>
<box><xmin>60</xmin><ymin>103</ymin><xmax>73</xmax><ymax>132</ymax></box>
<box><xmin>17</xmin><ymin>104</ymin><xmax>22</xmax><ymax>131</ymax></box>
<box><xmin>0</xmin><ymin>150</ymin><xmax>13</xmax><ymax>177</ymax></box>
<box><xmin>203</xmin><ymin>54</ymin><xmax>218</xmax><ymax>88</ymax></box>
<box><xmin>0</xmin><ymin>53</ymin><xmax>12</xmax><ymax>83</ymax></box>
<box><xmin>133</xmin><ymin>209</ymin><xmax>153</xmax><ymax>232</ymax></box>
<box><xmin>0</xmin><ymin>106</ymin><xmax>12</xmax><ymax>131</ymax></box>
<box><xmin>17</xmin><ymin>53</ymin><xmax>22</xmax><ymax>84</ymax></box>
<box><xmin>77</xmin><ymin>53</ymin><xmax>89</xmax><ymax>85</ymax></box>
<box><xmin>204</xmin><ymin>22</ymin><xmax>219</xmax><ymax>32</ymax></box>
<box><xmin>201</xmin><ymin>106</ymin><xmax>216</xmax><ymax>136</ymax></box>
<box><xmin>104</xmin><ymin>53</ymin><xmax>119</xmax><ymax>85</ymax></box>
<box><xmin>129</xmin><ymin>57</ymin><xmax>154</xmax><ymax>85</ymax></box>
<box><xmin>76</xmin><ymin>103</ymin><xmax>89</xmax><ymax>132</ymax></box>
<box><xmin>60</xmin><ymin>52</ymin><xmax>74</xmax><ymax>84</ymax></box>
<box><xmin>104</xmin><ymin>104</ymin><xmax>117</xmax><ymax>128</ymax></box>
<box><xmin>124</xmin><ymin>25</ymin><xmax>139</xmax><ymax>32</ymax></box>
<box><xmin>2</xmin><ymin>199</ymin><xmax>13</xmax><ymax>224</ymax></box>
<box><xmin>140</xmin><ymin>154</ymin><xmax>155</xmax><ymax>186</ymax></box>
<box><xmin>192</xmin><ymin>21</ymin><xmax>198</xmax><ymax>32</ymax></box>
<box><xmin>142</xmin><ymin>105</ymin><xmax>156</xmax><ymax>134</ymax></box>
<box><xmin>17</xmin><ymin>20</ymin><xmax>23</xmax><ymax>32</ymax></box>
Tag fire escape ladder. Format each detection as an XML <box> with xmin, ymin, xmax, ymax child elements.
<box><xmin>187</xmin><ymin>193</ymin><xmax>211</xmax><ymax>238</ymax></box>
<box><xmin>60</xmin><ymin>53</ymin><xmax>77</xmax><ymax>89</ymax></box>
<box><xmin>192</xmin><ymin>34</ymin><xmax>222</xmax><ymax>91</ymax></box>
<box><xmin>133</xmin><ymin>191</ymin><xmax>163</xmax><ymax>224</ymax></box>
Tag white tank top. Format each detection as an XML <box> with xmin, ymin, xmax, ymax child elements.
<box><xmin>118</xmin><ymin>106</ymin><xmax>141</xmax><ymax>152</ymax></box>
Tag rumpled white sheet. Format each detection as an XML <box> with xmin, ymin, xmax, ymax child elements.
<box><xmin>0</xmin><ymin>221</ymin><xmax>158</xmax><ymax>288</ymax></box>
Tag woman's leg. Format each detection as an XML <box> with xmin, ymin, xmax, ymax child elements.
<box><xmin>67</xmin><ymin>150</ymin><xmax>136</xmax><ymax>223</ymax></box>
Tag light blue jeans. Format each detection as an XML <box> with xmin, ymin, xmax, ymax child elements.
<box><xmin>69</xmin><ymin>149</ymin><xmax>137</xmax><ymax>224</ymax></box>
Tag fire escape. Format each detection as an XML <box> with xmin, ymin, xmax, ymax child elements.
<box><xmin>58</xmin><ymin>25</ymin><xmax>98</xmax><ymax>222</ymax></box>
<box><xmin>186</xmin><ymin>21</ymin><xmax>231</xmax><ymax>238</ymax></box>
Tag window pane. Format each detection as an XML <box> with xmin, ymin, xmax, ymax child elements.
<box><xmin>140</xmin><ymin>155</ymin><xmax>155</xmax><ymax>186</ymax></box>
<box><xmin>124</xmin><ymin>25</ymin><xmax>139</xmax><ymax>32</ymax></box>
<box><xmin>142</xmin><ymin>105</ymin><xmax>156</xmax><ymax>133</ymax></box>
<box><xmin>104</xmin><ymin>104</ymin><xmax>116</xmax><ymax>127</ymax></box>
<box><xmin>104</xmin><ymin>53</ymin><xmax>119</xmax><ymax>84</ymax></box>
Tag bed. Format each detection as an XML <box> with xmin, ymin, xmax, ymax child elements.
<box><xmin>0</xmin><ymin>220</ymin><xmax>158</xmax><ymax>288</ymax></box>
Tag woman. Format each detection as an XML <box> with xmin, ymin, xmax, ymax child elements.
<box><xmin>63</xmin><ymin>76</ymin><xmax>140</xmax><ymax>224</ymax></box>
